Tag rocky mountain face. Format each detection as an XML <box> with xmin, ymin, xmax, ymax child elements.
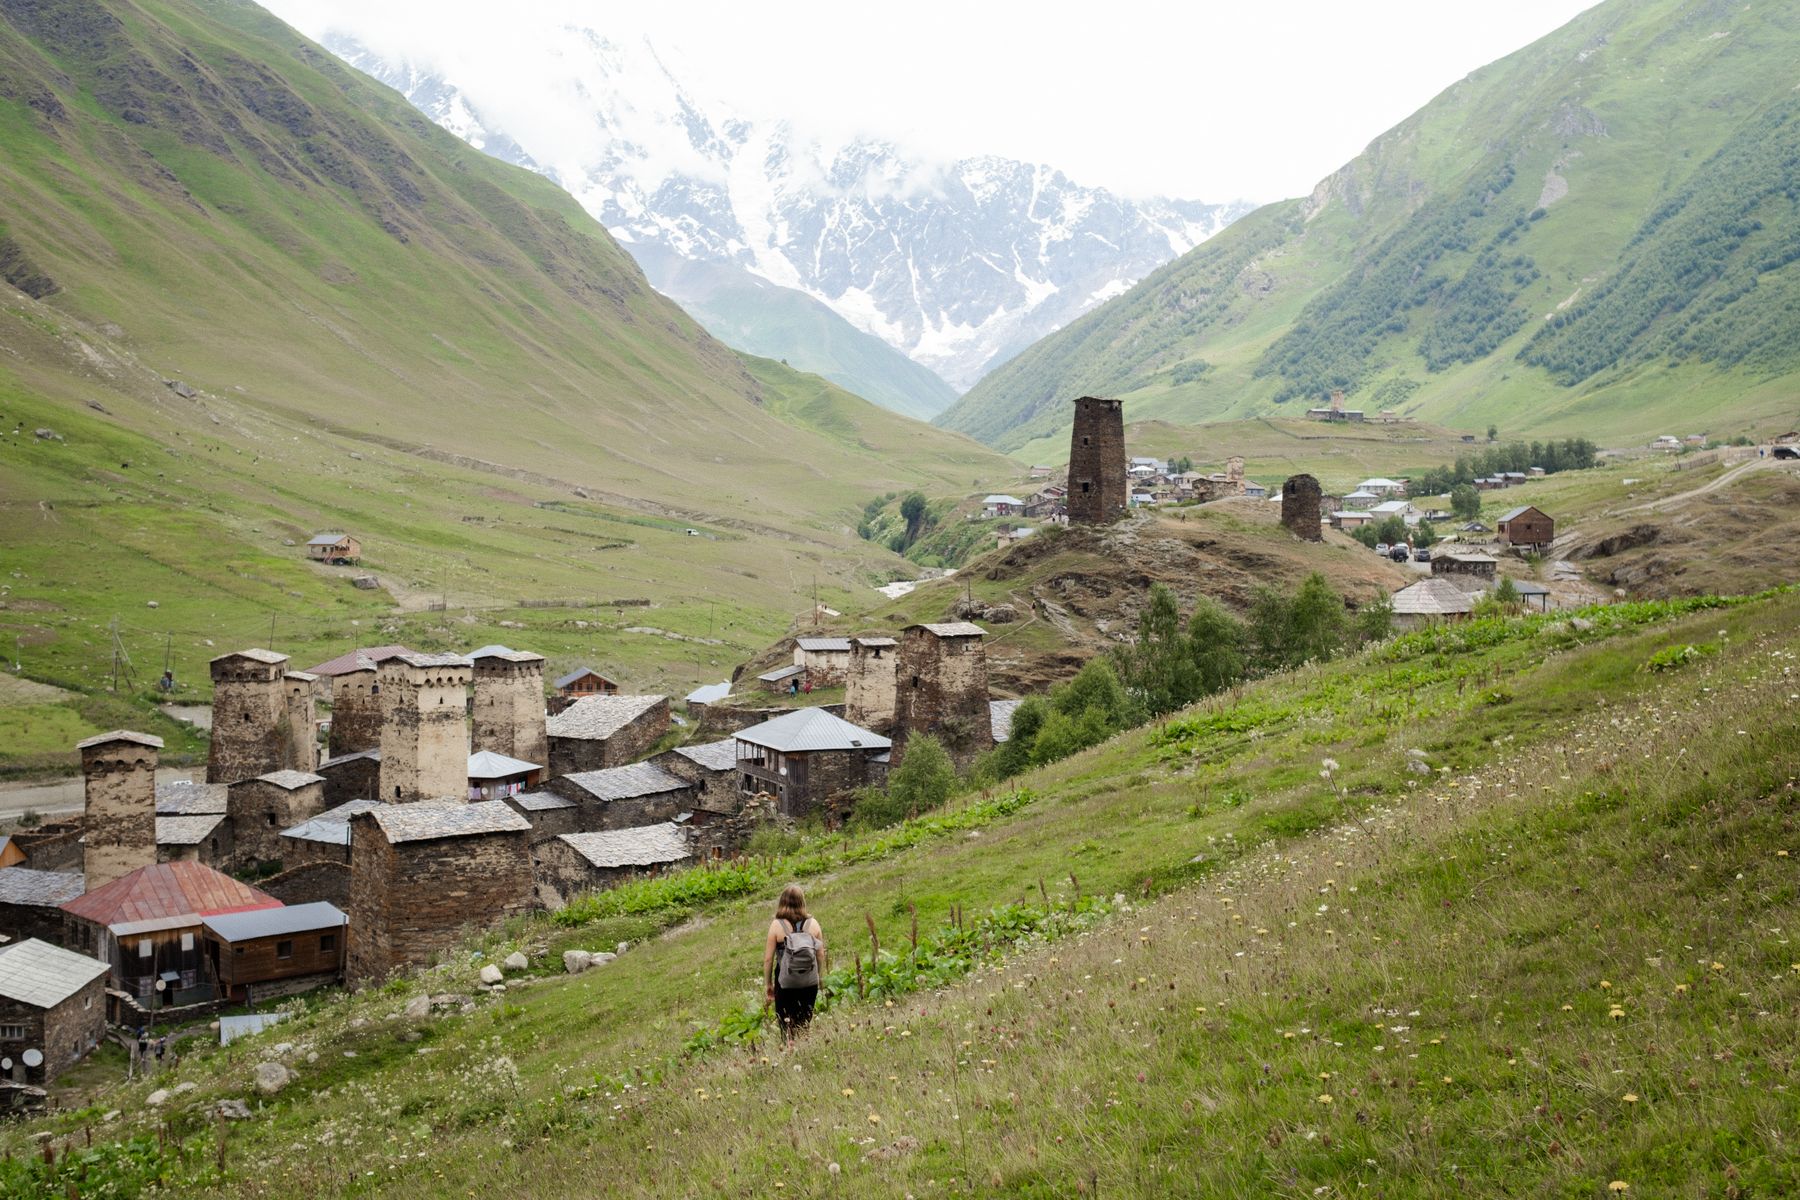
<box><xmin>327</xmin><ymin>30</ymin><xmax>1251</xmax><ymax>400</ymax></box>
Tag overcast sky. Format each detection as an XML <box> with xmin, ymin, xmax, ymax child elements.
<box><xmin>264</xmin><ymin>0</ymin><xmax>1599</xmax><ymax>202</ymax></box>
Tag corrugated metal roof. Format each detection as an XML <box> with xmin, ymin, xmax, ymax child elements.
<box><xmin>0</xmin><ymin>868</ymin><xmax>84</xmax><ymax>908</ymax></box>
<box><xmin>365</xmin><ymin>801</ymin><xmax>530</xmax><ymax>844</ymax></box>
<box><xmin>734</xmin><ymin>708</ymin><xmax>890</xmax><ymax>754</ymax></box>
<box><xmin>0</xmin><ymin>939</ymin><xmax>109</xmax><ymax>1008</ymax></box>
<box><xmin>673</xmin><ymin>740</ymin><xmax>738</xmax><ymax>772</ymax></box>
<box><xmin>684</xmin><ymin>681</ymin><xmax>730</xmax><ymax>704</ymax></box>
<box><xmin>757</xmin><ymin>664</ymin><xmax>805</xmax><ymax>682</ymax></box>
<box><xmin>156</xmin><ymin>780</ymin><xmax>228</xmax><ymax>815</ymax></box>
<box><xmin>62</xmin><ymin>861</ymin><xmax>280</xmax><ymax>929</ymax></box>
<box><xmin>202</xmin><ymin>901</ymin><xmax>346</xmax><ymax>943</ymax></box>
<box><xmin>795</xmin><ymin>638</ymin><xmax>851</xmax><ymax>652</ymax></box>
<box><xmin>300</xmin><ymin>645</ymin><xmax>413</xmax><ymax>677</ymax></box>
<box><xmin>915</xmin><ymin>622</ymin><xmax>986</xmax><ymax>638</ymax></box>
<box><xmin>989</xmin><ymin>699</ymin><xmax>1022</xmax><ymax>744</ymax></box>
<box><xmin>546</xmin><ymin>694</ymin><xmax>666</xmax><ymax>740</ymax></box>
<box><xmin>75</xmin><ymin>729</ymin><xmax>163</xmax><ymax>751</ymax></box>
<box><xmin>466</xmin><ymin>750</ymin><xmax>543</xmax><ymax>779</ymax></box>
<box><xmin>252</xmin><ymin>770</ymin><xmax>324</xmax><ymax>791</ymax></box>
<box><xmin>561</xmin><ymin>762</ymin><xmax>690</xmax><ymax>803</ymax></box>
<box><xmin>281</xmin><ymin>799</ymin><xmax>383</xmax><ymax>846</ymax></box>
<box><xmin>557</xmin><ymin>824</ymin><xmax>691</xmax><ymax>869</ymax></box>
<box><xmin>210</xmin><ymin>648</ymin><xmax>288</xmax><ymax>666</ymax></box>
<box><xmin>156</xmin><ymin>814</ymin><xmax>227</xmax><ymax>846</ymax></box>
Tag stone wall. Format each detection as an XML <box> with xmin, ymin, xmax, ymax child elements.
<box><xmin>80</xmin><ymin>735</ymin><xmax>158</xmax><ymax>891</ymax></box>
<box><xmin>471</xmin><ymin>655</ymin><xmax>548</xmax><ymax>766</ymax></box>
<box><xmin>283</xmin><ymin>673</ymin><xmax>321</xmax><ymax>773</ymax></box>
<box><xmin>845</xmin><ymin>640</ymin><xmax>899</xmax><ymax>733</ymax></box>
<box><xmin>531</xmin><ymin>839</ymin><xmax>675</xmax><ymax>909</ymax></box>
<box><xmin>228</xmin><ymin>776</ymin><xmax>326</xmax><ymax>868</ymax></box>
<box><xmin>1067</xmin><ymin>396</ymin><xmax>1127</xmax><ymax>525</ymax></box>
<box><xmin>208</xmin><ymin>652</ymin><xmax>288</xmax><ymax>784</ymax></box>
<box><xmin>319</xmin><ymin>753</ymin><xmax>379</xmax><ymax>807</ymax></box>
<box><xmin>893</xmin><ymin>628</ymin><xmax>991</xmax><ymax>771</ymax></box>
<box><xmin>259</xmin><ymin>859</ymin><xmax>350</xmax><ymax>908</ymax></box>
<box><xmin>377</xmin><ymin>658</ymin><xmax>472</xmax><ymax>804</ymax></box>
<box><xmin>1281</xmin><ymin>474</ymin><xmax>1324</xmax><ymax>542</ymax></box>
<box><xmin>346</xmin><ymin>818</ymin><xmax>533</xmax><ymax>985</ymax></box>
<box><xmin>654</xmin><ymin>755</ymin><xmax>740</xmax><ymax>815</ymax></box>
<box><xmin>0</xmin><ymin>900</ymin><xmax>71</xmax><ymax>946</ymax></box>
<box><xmin>0</xmin><ymin>976</ymin><xmax>105</xmax><ymax>1084</ymax></box>
<box><xmin>326</xmin><ymin>668</ymin><xmax>383</xmax><ymax>758</ymax></box>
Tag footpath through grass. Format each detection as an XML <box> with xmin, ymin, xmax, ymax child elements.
<box><xmin>4</xmin><ymin>590</ymin><xmax>1797</xmax><ymax>1197</ymax></box>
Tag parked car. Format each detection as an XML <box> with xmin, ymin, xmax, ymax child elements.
<box><xmin>1415</xmin><ymin>548</ymin><xmax>1433</xmax><ymax>563</ymax></box>
<box><xmin>1375</xmin><ymin>543</ymin><xmax>1390</xmax><ymax>555</ymax></box>
<box><xmin>1389</xmin><ymin>546</ymin><xmax>1411</xmax><ymax>562</ymax></box>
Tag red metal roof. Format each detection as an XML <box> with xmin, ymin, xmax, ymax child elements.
<box><xmin>299</xmin><ymin>644</ymin><xmax>414</xmax><ymax>677</ymax></box>
<box><xmin>61</xmin><ymin>861</ymin><xmax>281</xmax><ymax>929</ymax></box>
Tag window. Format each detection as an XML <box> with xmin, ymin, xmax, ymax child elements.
<box><xmin>138</xmin><ymin>940</ymin><xmax>153</xmax><ymax>959</ymax></box>
<box><xmin>276</xmin><ymin>940</ymin><xmax>294</xmax><ymax>960</ymax></box>
<box><xmin>1082</xmin><ymin>436</ymin><xmax>1091</xmax><ymax>446</ymax></box>
<box><xmin>267</xmin><ymin>812</ymin><xmax>277</xmax><ymax>827</ymax></box>
<box><xmin>180</xmin><ymin>932</ymin><xmax>194</xmax><ymax>953</ymax></box>
<box><xmin>0</xmin><ymin>1024</ymin><xmax>24</xmax><ymax>1040</ymax></box>
<box><xmin>320</xmin><ymin>932</ymin><xmax>337</xmax><ymax>952</ymax></box>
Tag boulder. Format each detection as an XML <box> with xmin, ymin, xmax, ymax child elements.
<box><xmin>563</xmin><ymin>950</ymin><xmax>592</xmax><ymax>974</ymax></box>
<box><xmin>1571</xmin><ymin>617</ymin><xmax>1595</xmax><ymax>632</ymax></box>
<box><xmin>214</xmin><ymin>1099</ymin><xmax>253</xmax><ymax>1121</ymax></box>
<box><xmin>254</xmin><ymin>1062</ymin><xmax>293</xmax><ymax>1095</ymax></box>
<box><xmin>591</xmin><ymin>951</ymin><xmax>617</xmax><ymax>967</ymax></box>
<box><xmin>146</xmin><ymin>1089</ymin><xmax>171</xmax><ymax>1107</ymax></box>
<box><xmin>503</xmin><ymin>951</ymin><xmax>529</xmax><ymax>972</ymax></box>
<box><xmin>403</xmin><ymin>995</ymin><xmax>431</xmax><ymax>1020</ymax></box>
<box><xmin>616</xmin><ymin>941</ymin><xmax>631</xmax><ymax>956</ymax></box>
<box><xmin>165</xmin><ymin>380</ymin><xmax>197</xmax><ymax>399</ymax></box>
<box><xmin>173</xmin><ymin>1081</ymin><xmax>197</xmax><ymax>1095</ymax></box>
<box><xmin>478</xmin><ymin>963</ymin><xmax>504</xmax><ymax>986</ymax></box>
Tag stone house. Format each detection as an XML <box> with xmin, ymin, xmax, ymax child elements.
<box><xmin>256</xmin><ymin>860</ymin><xmax>351</xmax><ymax>910</ymax></box>
<box><xmin>793</xmin><ymin>638</ymin><xmax>852</xmax><ymax>685</ymax></box>
<box><xmin>893</xmin><ymin>622</ymin><xmax>990</xmax><ymax>771</ymax></box>
<box><xmin>155</xmin><ymin>813</ymin><xmax>232</xmax><ymax>868</ymax></box>
<box><xmin>533</xmin><ymin>824</ymin><xmax>692</xmax><ymax>908</ymax></box>
<box><xmin>1496</xmin><ymin>505</ymin><xmax>1555</xmax><ymax>550</ymax></box>
<box><xmin>0</xmin><ymin>869</ymin><xmax>85</xmax><ymax>946</ymax></box>
<box><xmin>61</xmin><ymin>861</ymin><xmax>282</xmax><ymax>1006</ymax></box>
<box><xmin>377</xmin><ymin>653</ymin><xmax>474</xmax><ymax>804</ymax></box>
<box><xmin>1331</xmin><ymin>511</ymin><xmax>1375</xmax><ymax>531</ymax></box>
<box><xmin>304</xmin><ymin>533</ymin><xmax>362</xmax><ymax>564</ymax></box>
<box><xmin>545</xmin><ymin>694</ymin><xmax>670</xmax><ymax>776</ymax></box>
<box><xmin>78</xmin><ymin>730</ymin><xmax>161</xmax><ymax>892</ymax></box>
<box><xmin>467</xmin><ymin>750</ymin><xmax>544</xmax><ymax>801</ymax></box>
<box><xmin>498</xmin><ymin>791</ymin><xmax>583</xmax><ymax>845</ymax></box>
<box><xmin>345</xmin><ymin>801</ymin><xmax>532</xmax><ymax>985</ymax></box>
<box><xmin>757</xmin><ymin>663</ymin><xmax>806</xmax><ymax>694</ymax></box>
<box><xmin>0</xmin><ymin>939</ymin><xmax>109</xmax><ymax>1085</ymax></box>
<box><xmin>201</xmin><ymin>901</ymin><xmax>346</xmax><ymax>1003</ymax></box>
<box><xmin>228</xmin><ymin>771</ymin><xmax>326</xmax><ymax>870</ymax></box>
<box><xmin>981</xmin><ymin>495</ymin><xmax>1025</xmax><ymax>517</ymax></box>
<box><xmin>278</xmin><ymin>799</ymin><xmax>382</xmax><ymax>868</ymax></box>
<box><xmin>657</xmin><ymin>740</ymin><xmax>740</xmax><ymax>815</ymax></box>
<box><xmin>733</xmin><ymin>708</ymin><xmax>890</xmax><ymax>819</ymax></box>
<box><xmin>549</xmin><ymin>762</ymin><xmax>696</xmax><ymax>830</ymax></box>
<box><xmin>845</xmin><ymin>637</ymin><xmax>900</xmax><ymax>733</ymax></box>
<box><xmin>1432</xmin><ymin>553</ymin><xmax>1499</xmax><ymax>583</ymax></box>
<box><xmin>316</xmin><ymin>749</ymin><xmax>380</xmax><ymax>806</ymax></box>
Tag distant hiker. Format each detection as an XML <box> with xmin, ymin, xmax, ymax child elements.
<box><xmin>764</xmin><ymin>883</ymin><xmax>826</xmax><ymax>1043</ymax></box>
<box><xmin>802</xmin><ymin>678</ymin><xmax>813</xmax><ymax>695</ymax></box>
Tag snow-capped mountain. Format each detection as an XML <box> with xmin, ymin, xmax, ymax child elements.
<box><xmin>328</xmin><ymin>29</ymin><xmax>1252</xmax><ymax>394</ymax></box>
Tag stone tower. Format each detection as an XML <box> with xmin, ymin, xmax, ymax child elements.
<box><xmin>77</xmin><ymin>730</ymin><xmax>161</xmax><ymax>890</ymax></box>
<box><xmin>470</xmin><ymin>649</ymin><xmax>548</xmax><ymax>766</ymax></box>
<box><xmin>327</xmin><ymin>662</ymin><xmax>383</xmax><ymax>759</ymax></box>
<box><xmin>893</xmin><ymin>622</ymin><xmax>990</xmax><ymax>771</ymax></box>
<box><xmin>283</xmin><ymin>670</ymin><xmax>321</xmax><ymax>773</ymax></box>
<box><xmin>208</xmin><ymin>649</ymin><xmax>290</xmax><ymax>784</ymax></box>
<box><xmin>845</xmin><ymin>636</ymin><xmax>900</xmax><ymax>734</ymax></box>
<box><xmin>378</xmin><ymin>653</ymin><xmax>473</xmax><ymax>803</ymax></box>
<box><xmin>1281</xmin><ymin>474</ymin><xmax>1324</xmax><ymax>542</ymax></box>
<box><xmin>1067</xmin><ymin>396</ymin><xmax>1127</xmax><ymax>524</ymax></box>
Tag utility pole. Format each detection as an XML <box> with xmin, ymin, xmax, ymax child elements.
<box><xmin>267</xmin><ymin>612</ymin><xmax>277</xmax><ymax>652</ymax></box>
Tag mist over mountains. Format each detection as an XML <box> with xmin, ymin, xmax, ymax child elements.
<box><xmin>326</xmin><ymin>28</ymin><xmax>1252</xmax><ymax>410</ymax></box>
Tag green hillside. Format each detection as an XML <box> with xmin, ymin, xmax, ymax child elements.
<box><xmin>0</xmin><ymin>0</ymin><xmax>1016</xmax><ymax>766</ymax></box>
<box><xmin>940</xmin><ymin>0</ymin><xmax>1800</xmax><ymax>453</ymax></box>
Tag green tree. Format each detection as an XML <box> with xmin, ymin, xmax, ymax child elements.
<box><xmin>1356</xmin><ymin>589</ymin><xmax>1395</xmax><ymax>644</ymax></box>
<box><xmin>1487</xmin><ymin>423</ymin><xmax>1499</xmax><ymax>442</ymax></box>
<box><xmin>1113</xmin><ymin>584</ymin><xmax>1203</xmax><ymax>717</ymax></box>
<box><xmin>899</xmin><ymin>492</ymin><xmax>929</xmax><ymax>547</ymax></box>
<box><xmin>886</xmin><ymin>734</ymin><xmax>957</xmax><ymax>819</ymax></box>
<box><xmin>1053</xmin><ymin>658</ymin><xmax>1140</xmax><ymax>729</ymax></box>
<box><xmin>1187</xmin><ymin>596</ymin><xmax>1248</xmax><ymax>696</ymax></box>
<box><xmin>1414</xmin><ymin>519</ymin><xmax>1439</xmax><ymax>549</ymax></box>
<box><xmin>1288</xmin><ymin>572</ymin><xmax>1352</xmax><ymax>666</ymax></box>
<box><xmin>1450</xmin><ymin>484</ymin><xmax>1482</xmax><ymax>521</ymax></box>
<box><xmin>1373</xmin><ymin>515</ymin><xmax>1409</xmax><ymax>546</ymax></box>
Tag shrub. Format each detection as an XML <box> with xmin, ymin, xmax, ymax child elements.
<box><xmin>885</xmin><ymin>734</ymin><xmax>958</xmax><ymax>819</ymax></box>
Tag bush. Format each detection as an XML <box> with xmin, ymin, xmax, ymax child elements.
<box><xmin>885</xmin><ymin>734</ymin><xmax>958</xmax><ymax>819</ymax></box>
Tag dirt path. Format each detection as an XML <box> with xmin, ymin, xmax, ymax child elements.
<box><xmin>1617</xmin><ymin>455</ymin><xmax>1790</xmax><ymax>515</ymax></box>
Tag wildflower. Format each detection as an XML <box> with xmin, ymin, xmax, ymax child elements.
<box><xmin>1711</xmin><ymin>961</ymin><xmax>1725</xmax><ymax>971</ymax></box>
<box><xmin>1675</xmin><ymin>984</ymin><xmax>1689</xmax><ymax>993</ymax></box>
<box><xmin>841</xmin><ymin>1088</ymin><xmax>855</xmax><ymax>1097</ymax></box>
<box><xmin>867</xmin><ymin>1113</ymin><xmax>882</xmax><ymax>1125</ymax></box>
<box><xmin>1560</xmin><ymin>1005</ymin><xmax>1573</xmax><ymax>1011</ymax></box>
<box><xmin>1316</xmin><ymin>1094</ymin><xmax>1333</xmax><ymax>1105</ymax></box>
<box><xmin>1441</xmin><ymin>1076</ymin><xmax>1453</xmax><ymax>1084</ymax></box>
<box><xmin>1622</xmin><ymin>1094</ymin><xmax>1639</xmax><ymax>1103</ymax></box>
<box><xmin>1599</xmin><ymin>980</ymin><xmax>1612</xmax><ymax>990</ymax></box>
<box><xmin>1609</xmin><ymin>1183</ymin><xmax>1629</xmax><ymax>1193</ymax></box>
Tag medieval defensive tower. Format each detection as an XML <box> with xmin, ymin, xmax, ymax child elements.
<box><xmin>78</xmin><ymin>730</ymin><xmax>160</xmax><ymax>890</ymax></box>
<box><xmin>326</xmin><ymin>662</ymin><xmax>383</xmax><ymax>759</ymax></box>
<box><xmin>1281</xmin><ymin>474</ymin><xmax>1324</xmax><ymax>542</ymax></box>
<box><xmin>1067</xmin><ymin>396</ymin><xmax>1127</xmax><ymax>524</ymax></box>
<box><xmin>208</xmin><ymin>649</ymin><xmax>289</xmax><ymax>784</ymax></box>
<box><xmin>377</xmin><ymin>653</ymin><xmax>473</xmax><ymax>803</ymax></box>
<box><xmin>470</xmin><ymin>649</ymin><xmax>548</xmax><ymax>766</ymax></box>
<box><xmin>893</xmin><ymin>622</ymin><xmax>990</xmax><ymax>771</ymax></box>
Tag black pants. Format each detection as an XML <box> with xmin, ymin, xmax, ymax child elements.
<box><xmin>774</xmin><ymin>986</ymin><xmax>818</xmax><ymax>1033</ymax></box>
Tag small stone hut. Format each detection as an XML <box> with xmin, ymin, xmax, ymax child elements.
<box><xmin>545</xmin><ymin>694</ymin><xmax>670</xmax><ymax>776</ymax></box>
<box><xmin>0</xmin><ymin>939</ymin><xmax>109</xmax><ymax>1085</ymax></box>
<box><xmin>533</xmin><ymin>824</ymin><xmax>692</xmax><ymax>908</ymax></box>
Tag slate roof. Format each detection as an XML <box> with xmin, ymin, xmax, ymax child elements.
<box><xmin>281</xmin><ymin>799</ymin><xmax>383</xmax><ymax>846</ymax></box>
<box><xmin>795</xmin><ymin>637</ymin><xmax>851</xmax><ymax>652</ymax></box>
<box><xmin>63</xmin><ymin>862</ymin><xmax>280</xmax><ymax>930</ymax></box>
<box><xmin>735</xmin><ymin>708</ymin><xmax>890</xmax><ymax>754</ymax></box>
<box><xmin>554</xmin><ymin>667</ymin><xmax>616</xmax><ymax>689</ymax></box>
<box><xmin>156</xmin><ymin>780</ymin><xmax>228</xmax><ymax>815</ymax></box>
<box><xmin>0</xmin><ymin>939</ymin><xmax>109</xmax><ymax>1009</ymax></box>
<box><xmin>318</xmin><ymin>749</ymin><xmax>381</xmax><ymax>770</ymax></box>
<box><xmin>673</xmin><ymin>740</ymin><xmax>738</xmax><ymax>772</ymax></box>
<box><xmin>363</xmin><ymin>801</ymin><xmax>530</xmax><ymax>844</ymax></box>
<box><xmin>300</xmin><ymin>645</ymin><xmax>413</xmax><ymax>677</ymax></box>
<box><xmin>853</xmin><ymin>636</ymin><xmax>898</xmax><ymax>648</ymax></box>
<box><xmin>546</xmin><ymin>694</ymin><xmax>666</xmax><ymax>740</ymax></box>
<box><xmin>469</xmin><ymin>645</ymin><xmax>543</xmax><ymax>663</ymax></box>
<box><xmin>389</xmin><ymin>652</ymin><xmax>472</xmax><ymax>669</ymax></box>
<box><xmin>251</xmin><ymin>770</ymin><xmax>324</xmax><ymax>791</ymax></box>
<box><xmin>202</xmin><ymin>901</ymin><xmax>346</xmax><ymax>943</ymax></box>
<box><xmin>0</xmin><ymin>868</ymin><xmax>85</xmax><ymax>908</ymax></box>
<box><xmin>156</xmin><ymin>814</ymin><xmax>227</xmax><ymax>846</ymax></box>
<box><xmin>210</xmin><ymin>648</ymin><xmax>288</xmax><ymax>666</ymax></box>
<box><xmin>989</xmin><ymin>699</ymin><xmax>1022</xmax><ymax>744</ymax></box>
<box><xmin>1392</xmin><ymin>578</ymin><xmax>1477</xmax><ymax>617</ymax></box>
<box><xmin>507</xmin><ymin>791</ymin><xmax>577</xmax><ymax>812</ymax></box>
<box><xmin>915</xmin><ymin>622</ymin><xmax>986</xmax><ymax>638</ymax></box>
<box><xmin>1442</xmin><ymin>552</ymin><xmax>1499</xmax><ymax>564</ymax></box>
<box><xmin>560</xmin><ymin>762</ymin><xmax>690</xmax><ymax>803</ymax></box>
<box><xmin>557</xmin><ymin>824</ymin><xmax>691</xmax><ymax>870</ymax></box>
<box><xmin>466</xmin><ymin>750</ymin><xmax>543</xmax><ymax>779</ymax></box>
<box><xmin>76</xmin><ymin>730</ymin><xmax>164</xmax><ymax>751</ymax></box>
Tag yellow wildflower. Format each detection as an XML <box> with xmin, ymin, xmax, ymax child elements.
<box><xmin>841</xmin><ymin>1088</ymin><xmax>854</xmax><ymax>1098</ymax></box>
<box><xmin>1622</xmin><ymin>1093</ymin><xmax>1639</xmax><ymax>1103</ymax></box>
<box><xmin>1316</xmin><ymin>1094</ymin><xmax>1333</xmax><ymax>1105</ymax></box>
<box><xmin>867</xmin><ymin>1113</ymin><xmax>881</xmax><ymax>1125</ymax></box>
<box><xmin>1609</xmin><ymin>1183</ymin><xmax>1629</xmax><ymax>1193</ymax></box>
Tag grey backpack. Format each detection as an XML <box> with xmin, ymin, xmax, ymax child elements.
<box><xmin>778</xmin><ymin>919</ymin><xmax>821</xmax><ymax>988</ymax></box>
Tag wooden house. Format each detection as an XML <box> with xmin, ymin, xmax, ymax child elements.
<box><xmin>202</xmin><ymin>901</ymin><xmax>346</xmax><ymax>1002</ymax></box>
<box><xmin>0</xmin><ymin>939</ymin><xmax>109</xmax><ymax>1085</ymax></box>
<box><xmin>1496</xmin><ymin>505</ymin><xmax>1555</xmax><ymax>549</ymax></box>
<box><xmin>304</xmin><ymin>533</ymin><xmax>362</xmax><ymax>564</ymax></box>
<box><xmin>467</xmin><ymin>750</ymin><xmax>544</xmax><ymax>801</ymax></box>
<box><xmin>553</xmin><ymin>668</ymin><xmax>619</xmax><ymax>700</ymax></box>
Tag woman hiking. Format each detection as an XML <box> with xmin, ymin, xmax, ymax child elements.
<box><xmin>764</xmin><ymin>883</ymin><xmax>827</xmax><ymax>1044</ymax></box>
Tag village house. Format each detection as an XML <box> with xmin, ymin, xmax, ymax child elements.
<box><xmin>1357</xmin><ymin>478</ymin><xmax>1407</xmax><ymax>497</ymax></box>
<box><xmin>228</xmin><ymin>770</ymin><xmax>326</xmax><ymax>870</ymax></box>
<box><xmin>1023</xmin><ymin>486</ymin><xmax>1065</xmax><ymax>518</ymax></box>
<box><xmin>61</xmin><ymin>861</ymin><xmax>282</xmax><ymax>1007</ymax></box>
<box><xmin>1432</xmin><ymin>552</ymin><xmax>1500</xmax><ymax>584</ymax></box>
<box><xmin>466</xmin><ymin>750</ymin><xmax>544</xmax><ymax>801</ymax></box>
<box><xmin>1390</xmin><ymin>578</ymin><xmax>1478</xmax><ymax>630</ymax></box>
<box><xmin>1369</xmin><ymin>499</ymin><xmax>1418</xmax><ymax>526</ymax></box>
<box><xmin>315</xmin><ymin>748</ymin><xmax>381</xmax><ymax>807</ymax></box>
<box><xmin>345</xmin><ymin>801</ymin><xmax>533</xmax><ymax>985</ymax></box>
<box><xmin>279</xmin><ymin>799</ymin><xmax>382</xmax><ymax>869</ymax></box>
<box><xmin>497</xmin><ymin>790</ymin><xmax>582</xmax><ymax>844</ymax></box>
<box><xmin>201</xmin><ymin>901</ymin><xmax>346</xmax><ymax>1003</ymax></box>
<box><xmin>1496</xmin><ymin>504</ymin><xmax>1555</xmax><ymax>550</ymax></box>
<box><xmin>0</xmin><ymin>939</ymin><xmax>109</xmax><ymax>1085</ymax></box>
<box><xmin>757</xmin><ymin>663</ymin><xmax>807</xmax><ymax>694</ymax></box>
<box><xmin>1331</xmin><ymin>511</ymin><xmax>1375</xmax><ymax>531</ymax></box>
<box><xmin>793</xmin><ymin>637</ymin><xmax>853</xmax><ymax>685</ymax></box>
<box><xmin>1241</xmin><ymin>482</ymin><xmax>1269</xmax><ymax>499</ymax></box>
<box><xmin>155</xmin><ymin>812</ymin><xmax>232</xmax><ymax>868</ymax></box>
<box><xmin>548</xmin><ymin>762</ymin><xmax>696</xmax><ymax>830</ymax></box>
<box><xmin>734</xmin><ymin>708</ymin><xmax>890</xmax><ymax>819</ymax></box>
<box><xmin>0</xmin><ymin>869</ymin><xmax>85</xmax><ymax>946</ymax></box>
<box><xmin>546</xmin><ymin>694</ymin><xmax>670</xmax><ymax>776</ymax></box>
<box><xmin>1341</xmin><ymin>488</ymin><xmax>1380</xmax><ymax>507</ymax></box>
<box><xmin>982</xmin><ymin>494</ymin><xmax>1025</xmax><ymax>517</ymax></box>
<box><xmin>304</xmin><ymin>533</ymin><xmax>362</xmax><ymax>564</ymax></box>
<box><xmin>656</xmin><ymin>740</ymin><xmax>740</xmax><ymax>817</ymax></box>
<box><xmin>533</xmin><ymin>824</ymin><xmax>692</xmax><ymax>908</ymax></box>
<box><xmin>553</xmin><ymin>667</ymin><xmax>619</xmax><ymax>705</ymax></box>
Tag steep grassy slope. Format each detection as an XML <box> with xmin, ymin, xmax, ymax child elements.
<box><xmin>6</xmin><ymin>587</ymin><xmax>1794</xmax><ymax>1197</ymax></box>
<box><xmin>0</xmin><ymin>0</ymin><xmax>1016</xmax><ymax>766</ymax></box>
<box><xmin>941</xmin><ymin>0</ymin><xmax>1800</xmax><ymax>453</ymax></box>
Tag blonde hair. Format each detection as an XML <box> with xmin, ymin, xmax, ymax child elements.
<box><xmin>775</xmin><ymin>883</ymin><xmax>808</xmax><ymax>925</ymax></box>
